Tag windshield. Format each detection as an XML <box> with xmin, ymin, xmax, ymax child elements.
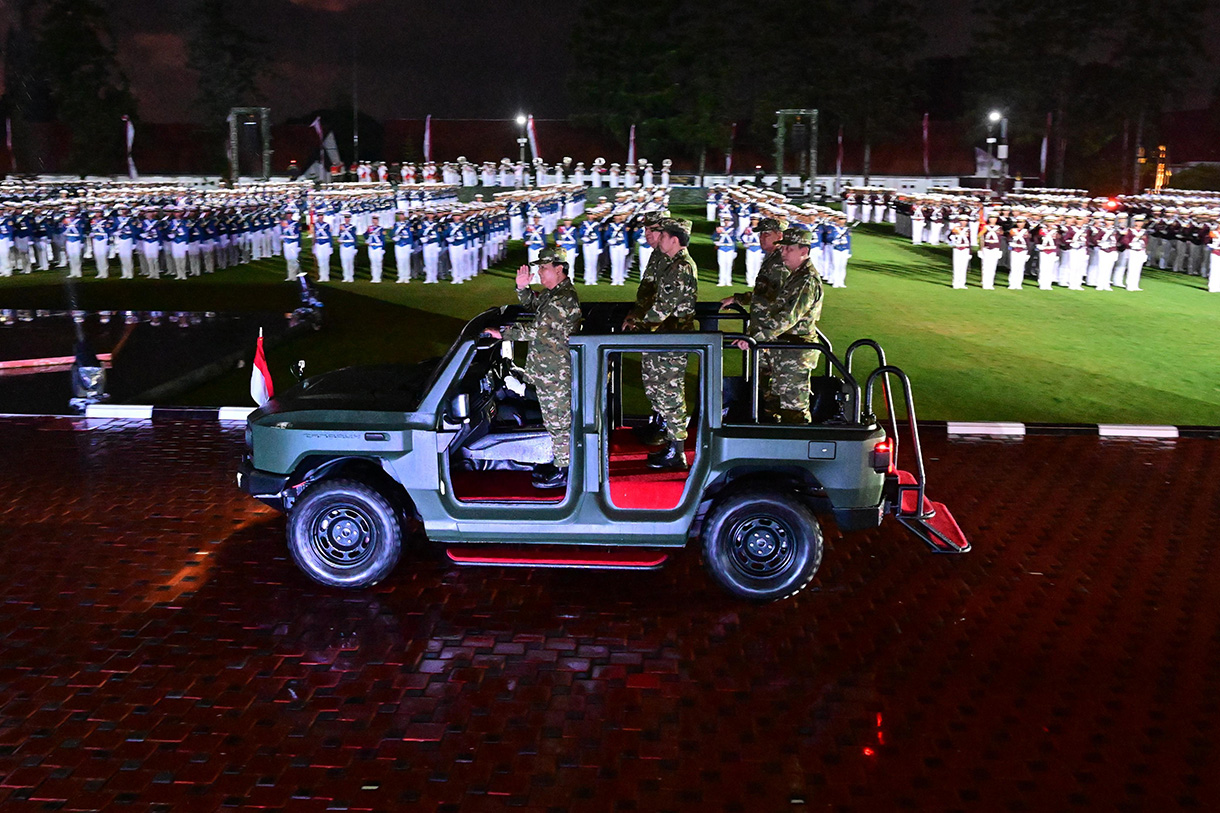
<box><xmin>418</xmin><ymin>307</ymin><xmax>505</xmax><ymax>397</ymax></box>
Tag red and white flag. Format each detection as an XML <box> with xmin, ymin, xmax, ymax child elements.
<box><xmin>5</xmin><ymin>117</ymin><xmax>12</xmax><ymax>173</ymax></box>
<box><xmin>922</xmin><ymin>113</ymin><xmax>930</xmax><ymax>177</ymax></box>
<box><xmin>423</xmin><ymin>114</ymin><xmax>432</xmax><ymax>162</ymax></box>
<box><xmin>250</xmin><ymin>328</ymin><xmax>274</xmax><ymax>407</ymax></box>
<box><xmin>122</xmin><ymin>115</ymin><xmax>137</xmax><ymax>179</ymax></box>
<box><xmin>626</xmin><ymin>124</ymin><xmax>636</xmax><ymax>165</ymax></box>
<box><xmin>725</xmin><ymin>122</ymin><xmax>736</xmax><ymax>174</ymax></box>
<box><xmin>310</xmin><ymin>116</ymin><xmax>324</xmax><ymax>142</ymax></box>
<box><xmin>1040</xmin><ymin>112</ymin><xmax>1051</xmax><ymax>179</ymax></box>
<box><xmin>835</xmin><ymin>125</ymin><xmax>844</xmax><ymax>180</ymax></box>
<box><xmin>526</xmin><ymin>115</ymin><xmax>540</xmax><ymax>161</ymax></box>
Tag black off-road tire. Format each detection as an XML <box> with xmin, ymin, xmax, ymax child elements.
<box><xmin>287</xmin><ymin>478</ymin><xmax>403</xmax><ymax>588</ymax></box>
<box><xmin>702</xmin><ymin>489</ymin><xmax>823</xmax><ymax>601</ymax></box>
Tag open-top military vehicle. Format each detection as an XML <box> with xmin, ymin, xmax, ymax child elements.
<box><xmin>238</xmin><ymin>302</ymin><xmax>969</xmax><ymax>601</ymax></box>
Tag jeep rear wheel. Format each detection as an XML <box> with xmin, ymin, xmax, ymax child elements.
<box><xmin>287</xmin><ymin>478</ymin><xmax>402</xmax><ymax>588</ymax></box>
<box><xmin>702</xmin><ymin>490</ymin><xmax>823</xmax><ymax>601</ymax></box>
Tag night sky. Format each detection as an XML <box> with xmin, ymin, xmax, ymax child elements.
<box><xmin>2</xmin><ymin>0</ymin><xmax>1218</xmax><ymax>124</ymax></box>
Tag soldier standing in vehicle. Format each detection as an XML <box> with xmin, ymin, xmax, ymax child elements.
<box><xmin>720</xmin><ymin>215</ymin><xmax>788</xmax><ymax>417</ymax></box>
<box><xmin>622</xmin><ymin>217</ymin><xmax>698</xmax><ymax>470</ymax></box>
<box><xmin>732</xmin><ymin>228</ymin><xmax>824</xmax><ymax>424</ymax></box>
<box><xmin>483</xmin><ymin>247</ymin><xmax>583</xmax><ymax>490</ymax></box>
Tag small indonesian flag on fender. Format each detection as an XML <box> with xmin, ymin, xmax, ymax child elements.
<box><xmin>250</xmin><ymin>328</ymin><xmax>273</xmax><ymax>407</ymax></box>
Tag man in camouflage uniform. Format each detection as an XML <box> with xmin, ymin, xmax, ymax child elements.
<box><xmin>484</xmin><ymin>246</ymin><xmax>582</xmax><ymax>489</ymax></box>
<box><xmin>622</xmin><ymin>217</ymin><xmax>699</xmax><ymax>470</ymax></box>
<box><xmin>720</xmin><ymin>215</ymin><xmax>789</xmax><ymax>417</ymax></box>
<box><xmin>732</xmin><ymin>228</ymin><xmax>824</xmax><ymax>423</ymax></box>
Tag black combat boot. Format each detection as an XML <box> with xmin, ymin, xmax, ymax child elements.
<box><xmin>646</xmin><ymin>438</ymin><xmax>687</xmax><ymax>470</ymax></box>
<box><xmin>632</xmin><ymin>413</ymin><xmax>668</xmax><ymax>446</ymax></box>
<box><xmin>532</xmin><ymin>463</ymin><xmax>569</xmax><ymax>490</ymax></box>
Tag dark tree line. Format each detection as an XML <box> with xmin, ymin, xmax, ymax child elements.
<box><xmin>1</xmin><ymin>0</ymin><xmax>266</xmax><ymax>175</ymax></box>
<box><xmin>568</xmin><ymin>0</ymin><xmax>1210</xmax><ymax>191</ymax></box>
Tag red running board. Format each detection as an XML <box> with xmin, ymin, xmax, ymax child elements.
<box><xmin>446</xmin><ymin>545</ymin><xmax>669</xmax><ymax>570</ymax></box>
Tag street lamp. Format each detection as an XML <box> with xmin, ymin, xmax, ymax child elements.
<box><xmin>985</xmin><ymin>110</ymin><xmax>1005</xmax><ymax>191</ymax></box>
<box><xmin>515</xmin><ymin>113</ymin><xmax>528</xmax><ymax>166</ymax></box>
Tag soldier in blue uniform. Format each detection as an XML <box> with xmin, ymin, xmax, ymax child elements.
<box><xmin>89</xmin><ymin>210</ymin><xmax>112</xmax><ymax>279</ymax></box>
<box><xmin>579</xmin><ymin>210</ymin><xmax>603</xmax><ymax>285</ymax></box>
<box><xmin>281</xmin><ymin>210</ymin><xmax>301</xmax><ymax>281</ymax></box>
<box><xmin>169</xmin><ymin>207</ymin><xmax>190</xmax><ymax>280</ymax></box>
<box><xmin>421</xmin><ymin>212</ymin><xmax>441</xmax><ymax>284</ymax></box>
<box><xmin>64</xmin><ymin>209</ymin><xmax>86</xmax><ymax>278</ymax></box>
<box><xmin>392</xmin><ymin>210</ymin><xmax>413</xmax><ymax>283</ymax></box>
<box><xmin>139</xmin><ymin>208</ymin><xmax>161</xmax><ymax>279</ymax></box>
<box><xmin>0</xmin><ymin>207</ymin><xmax>14</xmax><ymax>278</ymax></box>
<box><xmin>714</xmin><ymin>224</ymin><xmax>737</xmax><ymax>287</ymax></box>
<box><xmin>606</xmin><ymin>211</ymin><xmax>629</xmax><ymax>286</ymax></box>
<box><xmin>365</xmin><ymin>213</ymin><xmax>386</xmax><ymax>283</ymax></box>
<box><xmin>338</xmin><ymin>211</ymin><xmax>358</xmax><ymax>282</ymax></box>
<box><xmin>312</xmin><ymin>210</ymin><xmax>334</xmax><ymax>282</ymax></box>
<box><xmin>115</xmin><ymin>204</ymin><xmax>136</xmax><ymax>279</ymax></box>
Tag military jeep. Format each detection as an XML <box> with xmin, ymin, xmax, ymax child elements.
<box><xmin>237</xmin><ymin>302</ymin><xmax>968</xmax><ymax>601</ymax></box>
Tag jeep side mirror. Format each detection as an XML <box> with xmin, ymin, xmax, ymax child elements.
<box><xmin>448</xmin><ymin>393</ymin><xmax>470</xmax><ymax>422</ymax></box>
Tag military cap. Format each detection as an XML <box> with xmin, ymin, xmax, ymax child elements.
<box><xmin>756</xmin><ymin>216</ymin><xmax>788</xmax><ymax>234</ymax></box>
<box><xmin>776</xmin><ymin>227</ymin><xmax>813</xmax><ymax>247</ymax></box>
<box><xmin>657</xmin><ymin>217</ymin><xmax>690</xmax><ymax>245</ymax></box>
<box><xmin>641</xmin><ymin>211</ymin><xmax>665</xmax><ymax>227</ymax></box>
<box><xmin>530</xmin><ymin>246</ymin><xmax>568</xmax><ymax>267</ymax></box>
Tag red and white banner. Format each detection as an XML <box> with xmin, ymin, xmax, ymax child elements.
<box><xmin>626</xmin><ymin>124</ymin><xmax>636</xmax><ymax>165</ymax></box>
<box><xmin>1040</xmin><ymin>112</ymin><xmax>1051</xmax><ymax>179</ymax></box>
<box><xmin>250</xmin><ymin>328</ymin><xmax>274</xmax><ymax>407</ymax></box>
<box><xmin>526</xmin><ymin>115</ymin><xmax>540</xmax><ymax>161</ymax></box>
<box><xmin>725</xmin><ymin>122</ymin><xmax>736</xmax><ymax>174</ymax></box>
<box><xmin>122</xmin><ymin>115</ymin><xmax>137</xmax><ymax>179</ymax></box>
<box><xmin>835</xmin><ymin>125</ymin><xmax>844</xmax><ymax>180</ymax></box>
<box><xmin>423</xmin><ymin>114</ymin><xmax>432</xmax><ymax>162</ymax></box>
<box><xmin>922</xmin><ymin>113</ymin><xmax>930</xmax><ymax>177</ymax></box>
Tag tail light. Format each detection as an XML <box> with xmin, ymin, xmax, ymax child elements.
<box><xmin>870</xmin><ymin>438</ymin><xmax>894</xmax><ymax>474</ymax></box>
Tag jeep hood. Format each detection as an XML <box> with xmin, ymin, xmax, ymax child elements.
<box><xmin>253</xmin><ymin>360</ymin><xmax>439</xmax><ymax>417</ymax></box>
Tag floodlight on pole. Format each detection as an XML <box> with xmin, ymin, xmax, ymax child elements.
<box><xmin>988</xmin><ymin>110</ymin><xmax>1002</xmax><ymax>123</ymax></box>
<box><xmin>516</xmin><ymin>114</ymin><xmax>529</xmax><ymax>165</ymax></box>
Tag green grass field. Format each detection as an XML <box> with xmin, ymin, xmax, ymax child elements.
<box><xmin>3</xmin><ymin>205</ymin><xmax>1219</xmax><ymax>424</ymax></box>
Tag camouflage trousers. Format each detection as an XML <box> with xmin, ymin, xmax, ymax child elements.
<box><xmin>642</xmin><ymin>352</ymin><xmax>689</xmax><ymax>440</ymax></box>
<box><xmin>528</xmin><ymin>368</ymin><xmax>573</xmax><ymax>467</ymax></box>
<box><xmin>770</xmin><ymin>348</ymin><xmax>821</xmax><ymax>424</ymax></box>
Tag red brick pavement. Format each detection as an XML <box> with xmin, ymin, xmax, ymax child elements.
<box><xmin>0</xmin><ymin>417</ymin><xmax>1218</xmax><ymax>811</ymax></box>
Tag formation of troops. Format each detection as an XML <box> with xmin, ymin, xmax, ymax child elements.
<box><xmin>342</xmin><ymin>157</ymin><xmax>675</xmax><ymax>190</ymax></box>
<box><xmin>707</xmin><ymin>185</ymin><xmax>853</xmax><ymax>288</ymax></box>
<box><xmin>893</xmin><ymin>187</ymin><xmax>1220</xmax><ymax>292</ymax></box>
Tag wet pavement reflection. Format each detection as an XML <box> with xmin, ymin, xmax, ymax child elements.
<box><xmin>0</xmin><ymin>418</ymin><xmax>1217</xmax><ymax>810</ymax></box>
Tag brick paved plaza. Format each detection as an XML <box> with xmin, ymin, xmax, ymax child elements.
<box><xmin>1</xmin><ymin>417</ymin><xmax>1218</xmax><ymax>810</ymax></box>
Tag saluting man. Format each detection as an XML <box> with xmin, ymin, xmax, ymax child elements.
<box><xmin>483</xmin><ymin>246</ymin><xmax>583</xmax><ymax>490</ymax></box>
<box><xmin>64</xmin><ymin>210</ymin><xmax>85</xmax><ymax>278</ymax></box>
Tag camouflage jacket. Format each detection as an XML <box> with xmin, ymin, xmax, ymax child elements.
<box><xmin>627</xmin><ymin>247</ymin><xmax>698</xmax><ymax>333</ymax></box>
<box><xmin>503</xmin><ymin>278</ymin><xmax>582</xmax><ymax>381</ymax></box>
<box><xmin>750</xmin><ymin>258</ymin><xmax>823</xmax><ymax>344</ymax></box>
<box><xmin>622</xmin><ymin>247</ymin><xmax>669</xmax><ymax>329</ymax></box>
<box><xmin>731</xmin><ymin>248</ymin><xmax>787</xmax><ymax>328</ymax></box>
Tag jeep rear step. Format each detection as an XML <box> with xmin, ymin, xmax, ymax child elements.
<box><xmin>851</xmin><ymin>343</ymin><xmax>971</xmax><ymax>555</ymax></box>
<box><xmin>446</xmin><ymin>545</ymin><xmax>669</xmax><ymax>570</ymax></box>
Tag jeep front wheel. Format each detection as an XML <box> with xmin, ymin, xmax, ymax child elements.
<box><xmin>287</xmin><ymin>478</ymin><xmax>402</xmax><ymax>588</ymax></box>
<box><xmin>702</xmin><ymin>490</ymin><xmax>823</xmax><ymax>601</ymax></box>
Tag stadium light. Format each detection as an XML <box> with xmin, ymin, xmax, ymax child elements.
<box><xmin>988</xmin><ymin>110</ymin><xmax>1002</xmax><ymax>123</ymax></box>
<box><xmin>515</xmin><ymin>114</ymin><xmax>527</xmax><ymax>126</ymax></box>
